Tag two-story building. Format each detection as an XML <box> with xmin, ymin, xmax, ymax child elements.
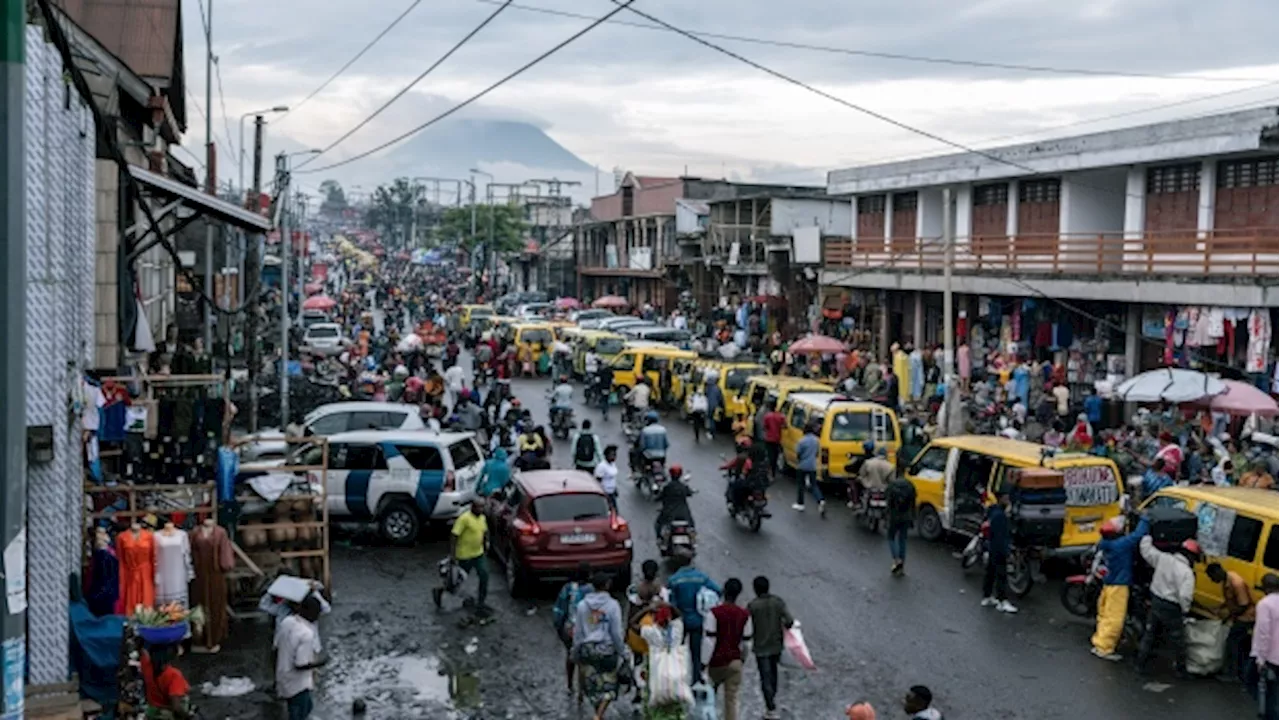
<box><xmin>823</xmin><ymin>107</ymin><xmax>1278</xmax><ymax>382</ymax></box>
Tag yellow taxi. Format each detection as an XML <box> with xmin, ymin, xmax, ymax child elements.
<box><xmin>609</xmin><ymin>341</ymin><xmax>695</xmax><ymax>392</ymax></box>
<box><xmin>1140</xmin><ymin>485</ymin><xmax>1278</xmax><ymax>615</ymax></box>
<box><xmin>570</xmin><ymin>330</ymin><xmax>627</xmax><ymax>377</ymax></box>
<box><xmin>459</xmin><ymin>304</ymin><xmax>495</xmax><ymax>327</ymax></box>
<box><xmin>678</xmin><ymin>358</ymin><xmax>769</xmax><ymax>423</ymax></box>
<box><xmin>779</xmin><ymin>392</ymin><xmax>901</xmax><ymax>481</ymax></box>
<box><xmin>902</xmin><ymin>435</ymin><xmax>1125</xmax><ymax>553</ymax></box>
<box><xmin>743</xmin><ymin>376</ymin><xmax>835</xmax><ymax>425</ymax></box>
<box><xmin>507</xmin><ymin>322</ymin><xmax>556</xmax><ymax>364</ymax></box>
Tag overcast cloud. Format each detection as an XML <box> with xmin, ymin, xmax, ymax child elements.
<box><xmin>182</xmin><ymin>0</ymin><xmax>1279</xmax><ymax>197</ymax></box>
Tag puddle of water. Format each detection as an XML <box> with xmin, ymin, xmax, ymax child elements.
<box><xmin>323</xmin><ymin>653</ymin><xmax>480</xmax><ymax>713</ymax></box>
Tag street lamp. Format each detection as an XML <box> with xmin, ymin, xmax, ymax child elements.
<box><xmin>279</xmin><ymin>149</ymin><xmax>321</xmax><ymax>433</ymax></box>
<box><xmin>239</xmin><ymin>106</ymin><xmax>289</xmax><ymax>202</ymax></box>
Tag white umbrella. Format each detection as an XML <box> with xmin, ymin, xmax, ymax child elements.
<box><xmin>1114</xmin><ymin>368</ymin><xmax>1227</xmax><ymax>403</ymax></box>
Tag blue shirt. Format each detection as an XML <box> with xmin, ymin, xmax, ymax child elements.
<box><xmin>1097</xmin><ymin>518</ymin><xmax>1148</xmax><ymax>586</ymax></box>
<box><xmin>1083</xmin><ymin>395</ymin><xmax>1102</xmax><ymax>424</ymax></box>
<box><xmin>986</xmin><ymin>504</ymin><xmax>1011</xmax><ymax>557</ymax></box>
<box><xmin>477</xmin><ymin>450</ymin><xmax>511</xmax><ymax>496</ymax></box>
<box><xmin>1141</xmin><ymin>468</ymin><xmax>1173</xmax><ymax>498</ymax></box>
<box><xmin>552</xmin><ymin>581</ymin><xmax>591</xmax><ymax>631</ymax></box>
<box><xmin>667</xmin><ymin>567</ymin><xmax>721</xmax><ymax>629</ymax></box>
<box><xmin>796</xmin><ymin>433</ymin><xmax>820</xmax><ymax>472</ymax></box>
<box><xmin>639</xmin><ymin>425</ymin><xmax>670</xmax><ymax>457</ymax></box>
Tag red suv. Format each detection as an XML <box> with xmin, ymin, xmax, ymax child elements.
<box><xmin>487</xmin><ymin>469</ymin><xmax>633</xmax><ymax>597</ymax></box>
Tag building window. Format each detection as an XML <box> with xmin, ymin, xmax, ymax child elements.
<box><xmin>973</xmin><ymin>183</ymin><xmax>1008</xmax><ymax>206</ymax></box>
<box><xmin>857</xmin><ymin>195</ymin><xmax>886</xmax><ymax>214</ymax></box>
<box><xmin>1147</xmin><ymin>164</ymin><xmax>1200</xmax><ymax>194</ymax></box>
<box><xmin>1218</xmin><ymin>158</ymin><xmax>1279</xmax><ymax>188</ymax></box>
<box><xmin>622</xmin><ymin>186</ymin><xmax>634</xmax><ymax>216</ymax></box>
<box><xmin>1018</xmin><ymin>178</ymin><xmax>1060</xmax><ymax>203</ymax></box>
<box><xmin>892</xmin><ymin>192</ymin><xmax>918</xmax><ymax>212</ymax></box>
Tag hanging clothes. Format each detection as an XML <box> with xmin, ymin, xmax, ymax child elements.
<box><xmin>1246</xmin><ymin>309</ymin><xmax>1273</xmax><ymax>373</ymax></box>
<box><xmin>908</xmin><ymin>348</ymin><xmax>925</xmax><ymax>401</ymax></box>
<box><xmin>957</xmin><ymin>344</ymin><xmax>971</xmax><ymax>380</ymax></box>
<box><xmin>117</xmin><ymin>528</ymin><xmax>156</xmax><ymax>613</ymax></box>
<box><xmin>154</xmin><ymin>528</ymin><xmax>194</xmax><ymax>609</ymax></box>
<box><xmin>86</xmin><ymin>545</ymin><xmax>119</xmax><ymax>617</ymax></box>
<box><xmin>893</xmin><ymin>347</ymin><xmax>911</xmax><ymax>403</ymax></box>
<box><xmin>100</xmin><ymin>381</ymin><xmax>130</xmax><ymax>443</ymax></box>
<box><xmin>189</xmin><ymin>524</ymin><xmax>234</xmax><ymax>648</ymax></box>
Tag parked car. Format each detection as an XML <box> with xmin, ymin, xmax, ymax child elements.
<box><xmin>301</xmin><ymin>429</ymin><xmax>485</xmax><ymax>543</ymax></box>
<box><xmin>240</xmin><ymin>401</ymin><xmax>425</xmax><ymax>461</ymax></box>
<box><xmin>486</xmin><ymin>469</ymin><xmax>633</xmax><ymax>597</ymax></box>
<box><xmin>302</xmin><ymin>323</ymin><xmax>349</xmax><ymax>356</ymax></box>
<box><xmin>300</xmin><ymin>309</ymin><xmax>331</xmax><ymax>329</ymax></box>
<box><xmin>572</xmin><ymin>308</ymin><xmax>614</xmax><ymax>326</ymax></box>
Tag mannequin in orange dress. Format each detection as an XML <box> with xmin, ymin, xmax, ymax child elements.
<box><xmin>117</xmin><ymin>522</ymin><xmax>156</xmax><ymax>613</ymax></box>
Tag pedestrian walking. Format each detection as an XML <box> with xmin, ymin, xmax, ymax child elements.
<box><xmin>594</xmin><ymin>446</ymin><xmax>620</xmax><ymax>511</ymax></box>
<box><xmin>792</xmin><ymin>421</ymin><xmax>826</xmax><ymax>516</ymax></box>
<box><xmin>553</xmin><ymin>563</ymin><xmax>593</xmax><ymax>698</ymax></box>
<box><xmin>433</xmin><ymin>499</ymin><xmax>491</xmax><ymax>621</ymax></box>
<box><xmin>572</xmin><ymin>572</ymin><xmax>629</xmax><ymax>720</ymax></box>
<box><xmin>980</xmin><ymin>491</ymin><xmax>1017</xmax><ymax>613</ymax></box>
<box><xmin>747</xmin><ymin>575</ymin><xmax>794</xmax><ymax>720</ymax></box>
<box><xmin>1134</xmin><ymin>535</ymin><xmax>1199</xmax><ymax>678</ymax></box>
<box><xmin>667</xmin><ymin>562</ymin><xmax>722</xmax><ymax>684</ymax></box>
<box><xmin>689</xmin><ymin>387</ymin><xmax>709</xmax><ymax>444</ymax></box>
<box><xmin>904</xmin><ymin>685</ymin><xmax>943</xmax><ymax>719</ymax></box>
<box><xmin>706</xmin><ymin>578</ymin><xmax>752</xmax><ymax>720</ymax></box>
<box><xmin>275</xmin><ymin>596</ymin><xmax>327</xmax><ymax>720</ymax></box>
<box><xmin>885</xmin><ymin>472</ymin><xmax>916</xmax><ymax>576</ymax></box>
<box><xmin>761</xmin><ymin>404</ymin><xmax>785</xmax><ymax>481</ymax></box>
<box><xmin>1251</xmin><ymin>573</ymin><xmax>1278</xmax><ymax>720</ymax></box>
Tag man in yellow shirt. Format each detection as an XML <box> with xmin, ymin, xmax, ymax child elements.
<box><xmin>434</xmin><ymin>499</ymin><xmax>491</xmax><ymax>619</ymax></box>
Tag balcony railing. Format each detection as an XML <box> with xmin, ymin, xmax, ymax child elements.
<box><xmin>825</xmin><ymin>228</ymin><xmax>1278</xmax><ymax>277</ymax></box>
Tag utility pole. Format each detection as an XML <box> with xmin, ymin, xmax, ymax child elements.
<box><xmin>941</xmin><ymin>186</ymin><xmax>958</xmax><ymax>436</ymax></box>
<box><xmin>295</xmin><ymin>190</ymin><xmax>306</xmax><ymax>325</ymax></box>
<box><xmin>1</xmin><ymin>4</ymin><xmax>29</xmax><ymax>718</ymax></box>
<box><xmin>245</xmin><ymin>115</ymin><xmax>264</xmax><ymax>432</ymax></box>
<box><xmin>277</xmin><ymin>152</ymin><xmax>290</xmax><ymax>430</ymax></box>
<box><xmin>203</xmin><ymin>0</ymin><xmax>215</xmax><ymax>349</ymax></box>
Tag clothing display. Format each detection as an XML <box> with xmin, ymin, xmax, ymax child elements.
<box><xmin>154</xmin><ymin>527</ymin><xmax>194</xmax><ymax>609</ymax></box>
<box><xmin>100</xmin><ymin>381</ymin><xmax>130</xmax><ymax>443</ymax></box>
<box><xmin>957</xmin><ymin>345</ymin><xmax>971</xmax><ymax>380</ymax></box>
<box><xmin>189</xmin><ymin>523</ymin><xmax>234</xmax><ymax>648</ymax></box>
<box><xmin>86</xmin><ymin>545</ymin><xmax>120</xmax><ymax>617</ymax></box>
<box><xmin>893</xmin><ymin>349</ymin><xmax>910</xmax><ymax>402</ymax></box>
<box><xmin>117</xmin><ymin>528</ymin><xmax>156</xmax><ymax>613</ymax></box>
<box><xmin>908</xmin><ymin>349</ymin><xmax>924</xmax><ymax>400</ymax></box>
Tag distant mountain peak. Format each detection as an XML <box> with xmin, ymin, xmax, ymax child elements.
<box><xmin>392</xmin><ymin>117</ymin><xmax>592</xmax><ymax>175</ymax></box>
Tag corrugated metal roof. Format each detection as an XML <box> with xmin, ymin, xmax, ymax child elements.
<box><xmin>61</xmin><ymin>0</ymin><xmax>179</xmax><ymax>81</ymax></box>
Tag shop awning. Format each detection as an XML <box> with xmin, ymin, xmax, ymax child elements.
<box><xmin>127</xmin><ymin>164</ymin><xmax>271</xmax><ymax>234</ymax></box>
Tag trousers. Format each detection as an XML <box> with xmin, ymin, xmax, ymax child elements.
<box><xmin>707</xmin><ymin>660</ymin><xmax>743</xmax><ymax>720</ymax></box>
<box><xmin>1090</xmin><ymin>585</ymin><xmax>1130</xmax><ymax>656</ymax></box>
<box><xmin>888</xmin><ymin>522</ymin><xmax>909</xmax><ymax>562</ymax></box>
<box><xmin>797</xmin><ymin>470</ymin><xmax>824</xmax><ymax>505</ymax></box>
<box><xmin>755</xmin><ymin>654</ymin><xmax>780</xmax><ymax>711</ymax></box>
<box><xmin>983</xmin><ymin>553</ymin><xmax>1008</xmax><ymax>601</ymax></box>
<box><xmin>456</xmin><ymin>556</ymin><xmax>490</xmax><ymax>607</ymax></box>
<box><xmin>1136</xmin><ymin>597</ymin><xmax>1187</xmax><ymax>674</ymax></box>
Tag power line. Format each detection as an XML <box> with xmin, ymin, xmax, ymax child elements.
<box><xmin>275</xmin><ymin>0</ymin><xmax>425</xmax><ymax>124</ymax></box>
<box><xmin>297</xmin><ymin>0</ymin><xmax>515</xmax><ymax>169</ymax></box>
<box><xmin>298</xmin><ymin>0</ymin><xmax>637</xmax><ymax>175</ymax></box>
<box><xmin>214</xmin><ymin>57</ymin><xmax>237</xmax><ymax>164</ymax></box>
<box><xmin>477</xmin><ymin>0</ymin><xmax>1274</xmax><ymax>84</ymax></box>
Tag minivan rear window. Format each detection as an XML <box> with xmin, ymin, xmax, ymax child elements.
<box><xmin>830</xmin><ymin>411</ymin><xmax>871</xmax><ymax>442</ymax></box>
<box><xmin>449</xmin><ymin>439</ymin><xmax>483</xmax><ymax>469</ymax></box>
<box><xmin>596</xmin><ymin>338</ymin><xmax>625</xmax><ymax>355</ymax></box>
<box><xmin>521</xmin><ymin>329</ymin><xmax>553</xmax><ymax>344</ymax></box>
<box><xmin>532</xmin><ymin>493</ymin><xmax>610</xmax><ymax>523</ymax></box>
<box><xmin>308</xmin><ymin>326</ymin><xmax>340</xmax><ymax>338</ymax></box>
<box><xmin>725</xmin><ymin>367</ymin><xmax>763</xmax><ymax>391</ymax></box>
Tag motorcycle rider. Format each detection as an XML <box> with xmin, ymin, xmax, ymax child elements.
<box><xmin>857</xmin><ymin>445</ymin><xmax>895</xmax><ymax>512</ymax></box>
<box><xmin>1135</xmin><ymin>535</ymin><xmax>1199</xmax><ymax>678</ymax></box>
<box><xmin>1090</xmin><ymin>515</ymin><xmax>1150</xmax><ymax>661</ymax></box>
<box><xmin>548</xmin><ymin>374</ymin><xmax>575</xmax><ymax>428</ymax></box>
<box><xmin>624</xmin><ymin>379</ymin><xmax>652</xmax><ymax>427</ymax></box>
<box><xmin>631</xmin><ymin>410</ymin><xmax>670</xmax><ymax>479</ymax></box>
<box><xmin>846</xmin><ymin>440</ymin><xmax>875</xmax><ymax>509</ymax></box>
<box><xmin>593</xmin><ymin>363</ymin><xmax>614</xmax><ymax>420</ymax></box>
<box><xmin>570</xmin><ymin>419</ymin><xmax>603</xmax><ymax>473</ymax></box>
<box><xmin>655</xmin><ymin>464</ymin><xmax>695</xmax><ymax>543</ymax></box>
<box><xmin>724</xmin><ymin>437</ymin><xmax>769</xmax><ymax>515</ymax></box>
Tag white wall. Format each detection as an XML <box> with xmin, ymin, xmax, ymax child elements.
<box><xmin>769</xmin><ymin>197</ymin><xmax>852</xmax><ymax>236</ymax></box>
<box><xmin>1060</xmin><ymin>168</ymin><xmax>1128</xmax><ymax>273</ymax></box>
<box><xmin>918</xmin><ymin>187</ymin><xmax>944</xmax><ymax>239</ymax></box>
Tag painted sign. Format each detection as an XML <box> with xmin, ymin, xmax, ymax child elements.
<box><xmin>1062</xmin><ymin>465</ymin><xmax>1119</xmax><ymax>507</ymax></box>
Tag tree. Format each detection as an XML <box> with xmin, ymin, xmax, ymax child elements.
<box><xmin>318</xmin><ymin>179</ymin><xmax>348</xmax><ymax>215</ymax></box>
<box><xmin>435</xmin><ymin>204</ymin><xmax>526</xmax><ymax>254</ymax></box>
<box><xmin>364</xmin><ymin>177</ymin><xmax>426</xmax><ymax>248</ymax></box>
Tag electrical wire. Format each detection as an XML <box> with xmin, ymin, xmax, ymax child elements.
<box><xmin>274</xmin><ymin>0</ymin><xmax>425</xmax><ymax>124</ymax></box>
<box><xmin>296</xmin><ymin>0</ymin><xmax>516</xmax><ymax>169</ymax></box>
<box><xmin>297</xmin><ymin>0</ymin><xmax>638</xmax><ymax>175</ymax></box>
<box><xmin>477</xmin><ymin>0</ymin><xmax>1275</xmax><ymax>83</ymax></box>
<box><xmin>214</xmin><ymin>57</ymin><xmax>238</xmax><ymax>164</ymax></box>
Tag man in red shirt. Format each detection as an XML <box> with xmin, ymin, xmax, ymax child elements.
<box><xmin>761</xmin><ymin>405</ymin><xmax>786</xmax><ymax>481</ymax></box>
<box><xmin>706</xmin><ymin>578</ymin><xmax>752</xmax><ymax>720</ymax></box>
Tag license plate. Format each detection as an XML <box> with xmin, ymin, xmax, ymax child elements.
<box><xmin>560</xmin><ymin>533</ymin><xmax>596</xmax><ymax>544</ymax></box>
<box><xmin>672</xmin><ymin>536</ymin><xmax>691</xmax><ymax>545</ymax></box>
<box><xmin>869</xmin><ymin>499</ymin><xmax>887</xmax><ymax>507</ymax></box>
<box><xmin>1076</xmin><ymin>522</ymin><xmax>1095</xmax><ymax>533</ymax></box>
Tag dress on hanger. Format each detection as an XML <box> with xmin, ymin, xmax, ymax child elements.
<box><xmin>86</xmin><ymin>545</ymin><xmax>120</xmax><ymax>617</ymax></box>
<box><xmin>189</xmin><ymin>524</ymin><xmax>235</xmax><ymax>647</ymax></box>
<box><xmin>154</xmin><ymin>529</ymin><xmax>194</xmax><ymax>609</ymax></box>
<box><xmin>117</xmin><ymin>529</ymin><xmax>156</xmax><ymax>613</ymax></box>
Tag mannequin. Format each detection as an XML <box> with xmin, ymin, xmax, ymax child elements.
<box><xmin>86</xmin><ymin>527</ymin><xmax>119</xmax><ymax>617</ymax></box>
<box><xmin>189</xmin><ymin>518</ymin><xmax>234</xmax><ymax>652</ymax></box>
<box><xmin>153</xmin><ymin>519</ymin><xmax>193</xmax><ymax>613</ymax></box>
<box><xmin>117</xmin><ymin>521</ymin><xmax>156</xmax><ymax>612</ymax></box>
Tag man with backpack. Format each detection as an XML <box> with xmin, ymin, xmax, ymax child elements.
<box><xmin>886</xmin><ymin>468</ymin><xmax>916</xmax><ymax>577</ymax></box>
<box><xmin>570</xmin><ymin>419</ymin><xmax>603</xmax><ymax>473</ymax></box>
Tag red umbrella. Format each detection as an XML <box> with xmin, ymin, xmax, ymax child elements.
<box><xmin>302</xmin><ymin>295</ymin><xmax>337</xmax><ymax>311</ymax></box>
<box><xmin>1190</xmin><ymin>379</ymin><xmax>1278</xmax><ymax>417</ymax></box>
<box><xmin>592</xmin><ymin>295</ymin><xmax>629</xmax><ymax>309</ymax></box>
<box><xmin>304</xmin><ymin>282</ymin><xmax>323</xmax><ymax>296</ymax></box>
<box><xmin>789</xmin><ymin>334</ymin><xmax>846</xmax><ymax>354</ymax></box>
<box><xmin>555</xmin><ymin>297</ymin><xmax>581</xmax><ymax>310</ymax></box>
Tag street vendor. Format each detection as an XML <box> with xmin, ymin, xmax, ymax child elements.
<box><xmin>141</xmin><ymin>642</ymin><xmax>192</xmax><ymax>719</ymax></box>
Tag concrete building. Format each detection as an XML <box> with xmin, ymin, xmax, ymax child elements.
<box><xmin>822</xmin><ymin>107</ymin><xmax>1278</xmax><ymax>378</ymax></box>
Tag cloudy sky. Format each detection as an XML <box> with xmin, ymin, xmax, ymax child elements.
<box><xmin>180</xmin><ymin>0</ymin><xmax>1279</xmax><ymax>199</ymax></box>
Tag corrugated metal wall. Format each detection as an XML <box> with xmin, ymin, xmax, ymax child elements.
<box><xmin>24</xmin><ymin>26</ymin><xmax>97</xmax><ymax>685</ymax></box>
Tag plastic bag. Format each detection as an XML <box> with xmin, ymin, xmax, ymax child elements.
<box><xmin>645</xmin><ymin>622</ymin><xmax>693</xmax><ymax>707</ymax></box>
<box><xmin>688</xmin><ymin>681</ymin><xmax>718</xmax><ymax>720</ymax></box>
<box><xmin>1185</xmin><ymin>618</ymin><xmax>1229</xmax><ymax>676</ymax></box>
<box><xmin>781</xmin><ymin>623</ymin><xmax>816</xmax><ymax>670</ymax></box>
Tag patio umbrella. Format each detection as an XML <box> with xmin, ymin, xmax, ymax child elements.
<box><xmin>592</xmin><ymin>295</ymin><xmax>629</xmax><ymax>309</ymax></box>
<box><xmin>1113</xmin><ymin>368</ymin><xmax>1226</xmax><ymax>404</ymax></box>
<box><xmin>302</xmin><ymin>295</ymin><xmax>337</xmax><ymax>311</ymax></box>
<box><xmin>555</xmin><ymin>297</ymin><xmax>582</xmax><ymax>310</ymax></box>
<box><xmin>788</xmin><ymin>334</ymin><xmax>846</xmax><ymax>354</ymax></box>
<box><xmin>1190</xmin><ymin>379</ymin><xmax>1278</xmax><ymax>417</ymax></box>
<box><xmin>303</xmin><ymin>282</ymin><xmax>323</xmax><ymax>296</ymax></box>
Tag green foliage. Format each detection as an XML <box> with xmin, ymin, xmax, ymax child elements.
<box><xmin>318</xmin><ymin>179</ymin><xmax>347</xmax><ymax>215</ymax></box>
<box><xmin>435</xmin><ymin>204</ymin><xmax>527</xmax><ymax>255</ymax></box>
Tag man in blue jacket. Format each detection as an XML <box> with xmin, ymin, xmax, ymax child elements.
<box><xmin>792</xmin><ymin>422</ymin><xmax>826</xmax><ymax>516</ymax></box>
<box><xmin>980</xmin><ymin>490</ymin><xmax>1017</xmax><ymax>613</ymax></box>
<box><xmin>1090</xmin><ymin>515</ymin><xmax>1149</xmax><ymax>661</ymax></box>
<box><xmin>668</xmin><ymin>563</ymin><xmax>722</xmax><ymax>683</ymax></box>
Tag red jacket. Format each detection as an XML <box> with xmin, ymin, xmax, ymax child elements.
<box><xmin>762</xmin><ymin>412</ymin><xmax>786</xmax><ymax>443</ymax></box>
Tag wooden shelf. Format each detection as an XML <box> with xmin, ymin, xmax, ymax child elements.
<box><xmin>242</xmin><ymin>521</ymin><xmax>326</xmax><ymax>530</ymax></box>
<box><xmin>84</xmin><ymin>483</ymin><xmax>216</xmax><ymax>493</ymax></box>
<box><xmin>88</xmin><ymin>506</ymin><xmax>216</xmax><ymax>520</ymax></box>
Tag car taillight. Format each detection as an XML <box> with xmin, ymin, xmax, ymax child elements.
<box><xmin>610</xmin><ymin>512</ymin><xmax>628</xmax><ymax>532</ymax></box>
<box><xmin>513</xmin><ymin>517</ymin><xmax>540</xmax><ymax>537</ymax></box>
<box><xmin>443</xmin><ymin>470</ymin><xmax>456</xmax><ymax>492</ymax></box>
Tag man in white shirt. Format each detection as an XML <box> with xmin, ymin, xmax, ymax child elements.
<box><xmin>1135</xmin><ymin>536</ymin><xmax>1198</xmax><ymax>678</ymax></box>
<box><xmin>594</xmin><ymin>445</ymin><xmax>620</xmax><ymax>510</ymax></box>
<box><xmin>275</xmin><ymin>596</ymin><xmax>326</xmax><ymax>719</ymax></box>
<box><xmin>624</xmin><ymin>381</ymin><xmax>651</xmax><ymax>424</ymax></box>
<box><xmin>584</xmin><ymin>350</ymin><xmax>601</xmax><ymax>376</ymax></box>
<box><xmin>443</xmin><ymin>363</ymin><xmax>466</xmax><ymax>411</ymax></box>
<box><xmin>672</xmin><ymin>311</ymin><xmax>688</xmax><ymax>331</ymax></box>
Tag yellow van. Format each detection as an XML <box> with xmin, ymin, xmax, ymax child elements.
<box><xmin>610</xmin><ymin>341</ymin><xmax>695</xmax><ymax>392</ymax></box>
<box><xmin>509</xmin><ymin>322</ymin><xmax>556</xmax><ymax>364</ymax></box>
<box><xmin>779</xmin><ymin>393</ymin><xmax>901</xmax><ymax>480</ymax></box>
<box><xmin>1140</xmin><ymin>485</ymin><xmax>1278</xmax><ymax>615</ymax></box>
<box><xmin>743</xmin><ymin>376</ymin><xmax>835</xmax><ymax>424</ymax></box>
<box><xmin>571</xmin><ymin>330</ymin><xmax>626</xmax><ymax>377</ymax></box>
<box><xmin>459</xmin><ymin>304</ymin><xmax>494</xmax><ymax>327</ymax></box>
<box><xmin>689</xmin><ymin>360</ymin><xmax>769</xmax><ymax>422</ymax></box>
<box><xmin>903</xmin><ymin>436</ymin><xmax>1125</xmax><ymax>552</ymax></box>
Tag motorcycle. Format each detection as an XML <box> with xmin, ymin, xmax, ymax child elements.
<box><xmin>856</xmin><ymin>488</ymin><xmax>888</xmax><ymax>533</ymax></box>
<box><xmin>550</xmin><ymin>406</ymin><xmax>574</xmax><ymax>440</ymax></box>
<box><xmin>1060</xmin><ymin>546</ymin><xmax>1105</xmax><ymax>618</ymax></box>
<box><xmin>635</xmin><ymin>459</ymin><xmax>667</xmax><ymax>500</ymax></box>
<box><xmin>659</xmin><ymin>519</ymin><xmax>697</xmax><ymax>563</ymax></box>
<box><xmin>724</xmin><ymin>470</ymin><xmax>770</xmax><ymax>532</ymax></box>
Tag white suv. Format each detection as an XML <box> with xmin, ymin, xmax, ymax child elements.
<box><xmin>240</xmin><ymin>401</ymin><xmax>425</xmax><ymax>461</ymax></box>
<box><xmin>302</xmin><ymin>323</ymin><xmax>348</xmax><ymax>356</ymax></box>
